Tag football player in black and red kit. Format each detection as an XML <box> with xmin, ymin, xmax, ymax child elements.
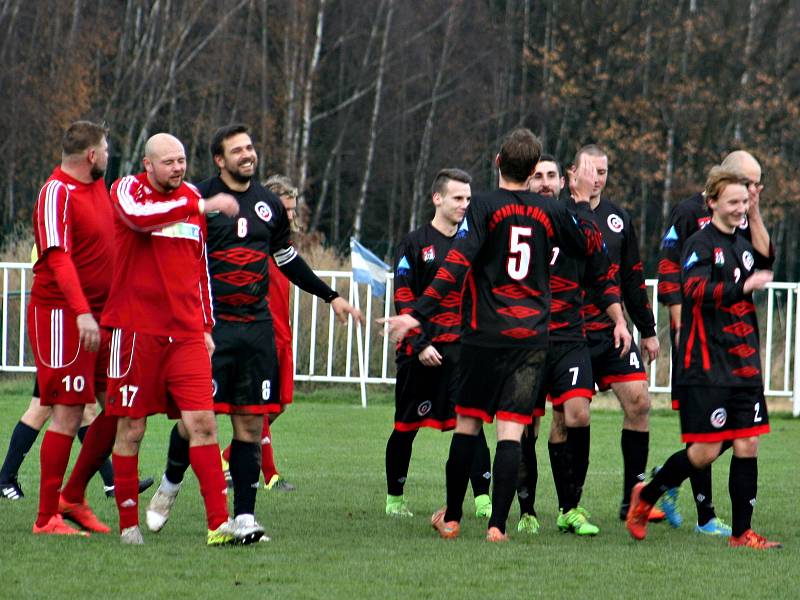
<box><xmin>627</xmin><ymin>167</ymin><xmax>780</xmax><ymax>550</ymax></box>
<box><xmin>147</xmin><ymin>124</ymin><xmax>362</xmax><ymax>542</ymax></box>
<box><xmin>516</xmin><ymin>156</ymin><xmax>631</xmax><ymax>536</ymax></box>
<box><xmin>656</xmin><ymin>150</ymin><xmax>771</xmax><ymax>535</ymax></box>
<box><xmin>574</xmin><ymin>145</ymin><xmax>663</xmax><ymax>522</ymax></box>
<box><xmin>385</xmin><ymin>168</ymin><xmax>492</xmax><ymax>520</ymax></box>
<box><xmin>382</xmin><ymin>129</ymin><xmax>606</xmax><ymax>542</ymax></box>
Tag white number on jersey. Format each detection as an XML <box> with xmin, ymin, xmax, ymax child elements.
<box><xmin>120</xmin><ymin>385</ymin><xmax>139</xmax><ymax>407</ymax></box>
<box><xmin>629</xmin><ymin>352</ymin><xmax>640</xmax><ymax>369</ymax></box>
<box><xmin>550</xmin><ymin>246</ymin><xmax>560</xmax><ymax>266</ymax></box>
<box><xmin>569</xmin><ymin>366</ymin><xmax>579</xmax><ymax>386</ymax></box>
<box><xmin>754</xmin><ymin>402</ymin><xmax>762</xmax><ymax>423</ymax></box>
<box><xmin>61</xmin><ymin>375</ymin><xmax>85</xmax><ymax>393</ymax></box>
<box><xmin>507</xmin><ymin>226</ymin><xmax>533</xmax><ymax>280</ymax></box>
<box><xmin>237</xmin><ymin>217</ymin><xmax>248</xmax><ymax>238</ymax></box>
<box><xmin>262</xmin><ymin>380</ymin><xmax>271</xmax><ymax>401</ymax></box>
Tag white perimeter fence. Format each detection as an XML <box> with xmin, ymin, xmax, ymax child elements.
<box><xmin>2</xmin><ymin>263</ymin><xmax>799</xmax><ymax>416</ymax></box>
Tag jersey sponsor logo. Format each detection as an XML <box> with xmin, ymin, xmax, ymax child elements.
<box><xmin>683</xmin><ymin>251</ymin><xmax>699</xmax><ymax>271</ymax></box>
<box><xmin>152</xmin><ymin>222</ymin><xmax>201</xmax><ymax>241</ymax></box>
<box><xmin>417</xmin><ymin>400</ymin><xmax>432</xmax><ymax>417</ymax></box>
<box><xmin>661</xmin><ymin>225</ymin><xmax>679</xmax><ymax>249</ymax></box>
<box><xmin>422</xmin><ymin>245</ymin><xmax>435</xmax><ymax>263</ymax></box>
<box><xmin>742</xmin><ymin>250</ymin><xmax>754</xmax><ymax>271</ymax></box>
<box><xmin>710</xmin><ymin>408</ymin><xmax>727</xmax><ymax>429</ymax></box>
<box><xmin>714</xmin><ymin>247</ymin><xmax>725</xmax><ymax>266</ymax></box>
<box><xmin>254</xmin><ymin>201</ymin><xmax>273</xmax><ymax>222</ymax></box>
<box><xmin>607</xmin><ymin>213</ymin><xmax>624</xmax><ymax>233</ymax></box>
<box><xmin>697</xmin><ymin>216</ymin><xmax>711</xmax><ymax>229</ymax></box>
<box><xmin>396</xmin><ymin>255</ymin><xmax>411</xmax><ymax>276</ymax></box>
<box><xmin>455</xmin><ymin>217</ymin><xmax>469</xmax><ymax>239</ymax></box>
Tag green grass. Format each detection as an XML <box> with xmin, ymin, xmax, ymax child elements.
<box><xmin>0</xmin><ymin>376</ymin><xmax>798</xmax><ymax>599</ymax></box>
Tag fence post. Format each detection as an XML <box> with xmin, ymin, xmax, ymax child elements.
<box><xmin>793</xmin><ymin>285</ymin><xmax>800</xmax><ymax>417</ymax></box>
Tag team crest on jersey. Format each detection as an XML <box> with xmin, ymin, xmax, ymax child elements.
<box><xmin>742</xmin><ymin>251</ymin><xmax>754</xmax><ymax>271</ymax></box>
<box><xmin>697</xmin><ymin>216</ymin><xmax>711</xmax><ymax>229</ymax></box>
<box><xmin>417</xmin><ymin>400</ymin><xmax>432</xmax><ymax>417</ymax></box>
<box><xmin>422</xmin><ymin>245</ymin><xmax>435</xmax><ymax>263</ymax></box>
<box><xmin>661</xmin><ymin>225</ymin><xmax>679</xmax><ymax>249</ymax></box>
<box><xmin>710</xmin><ymin>408</ymin><xmax>727</xmax><ymax>429</ymax></box>
<box><xmin>456</xmin><ymin>218</ymin><xmax>469</xmax><ymax>239</ymax></box>
<box><xmin>254</xmin><ymin>201</ymin><xmax>273</xmax><ymax>222</ymax></box>
<box><xmin>67</xmin><ymin>184</ymin><xmax>76</xmax><ymax>191</ymax></box>
<box><xmin>607</xmin><ymin>214</ymin><xmax>624</xmax><ymax>233</ymax></box>
<box><xmin>739</xmin><ymin>214</ymin><xmax>749</xmax><ymax>230</ymax></box>
<box><xmin>396</xmin><ymin>256</ymin><xmax>411</xmax><ymax>276</ymax></box>
<box><xmin>714</xmin><ymin>247</ymin><xmax>725</xmax><ymax>266</ymax></box>
<box><xmin>683</xmin><ymin>251</ymin><xmax>699</xmax><ymax>271</ymax></box>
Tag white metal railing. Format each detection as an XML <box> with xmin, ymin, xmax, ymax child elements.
<box><xmin>2</xmin><ymin>263</ymin><xmax>799</xmax><ymax>415</ymax></box>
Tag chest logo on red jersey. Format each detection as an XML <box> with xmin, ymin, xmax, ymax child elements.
<box><xmin>697</xmin><ymin>216</ymin><xmax>711</xmax><ymax>229</ymax></box>
<box><xmin>422</xmin><ymin>245</ymin><xmax>435</xmax><ymax>263</ymax></box>
<box><xmin>254</xmin><ymin>201</ymin><xmax>273</xmax><ymax>222</ymax></box>
<box><xmin>714</xmin><ymin>247</ymin><xmax>725</xmax><ymax>266</ymax></box>
<box><xmin>607</xmin><ymin>214</ymin><xmax>624</xmax><ymax>233</ymax></box>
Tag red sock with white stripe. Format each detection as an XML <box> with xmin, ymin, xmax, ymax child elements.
<box><xmin>113</xmin><ymin>453</ymin><xmax>140</xmax><ymax>531</ymax></box>
<box><xmin>36</xmin><ymin>430</ymin><xmax>74</xmax><ymax>528</ymax></box>
<box><xmin>189</xmin><ymin>443</ymin><xmax>229</xmax><ymax>530</ymax></box>
<box><xmin>62</xmin><ymin>412</ymin><xmax>118</xmax><ymax>503</ymax></box>
<box><xmin>261</xmin><ymin>420</ymin><xmax>278</xmax><ymax>482</ymax></box>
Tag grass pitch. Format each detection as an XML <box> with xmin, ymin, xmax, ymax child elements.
<box><xmin>0</xmin><ymin>377</ymin><xmax>798</xmax><ymax>599</ymax></box>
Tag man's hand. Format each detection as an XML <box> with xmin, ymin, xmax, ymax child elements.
<box><xmin>568</xmin><ymin>154</ymin><xmax>598</xmax><ymax>202</ymax></box>
<box><xmin>203</xmin><ymin>332</ymin><xmax>215</xmax><ymax>358</ymax></box>
<box><xmin>377</xmin><ymin>314</ymin><xmax>420</xmax><ymax>343</ymax></box>
<box><xmin>640</xmin><ymin>335</ymin><xmax>660</xmax><ymax>364</ymax></box>
<box><xmin>204</xmin><ymin>193</ymin><xmax>240</xmax><ymax>217</ymax></box>
<box><xmin>743</xmin><ymin>270</ymin><xmax>773</xmax><ymax>294</ymax></box>
<box><xmin>612</xmin><ymin>320</ymin><xmax>632</xmax><ymax>357</ymax></box>
<box><xmin>331</xmin><ymin>296</ymin><xmax>363</xmax><ymax>324</ymax></box>
<box><xmin>418</xmin><ymin>345</ymin><xmax>442</xmax><ymax>367</ymax></box>
<box><xmin>76</xmin><ymin>313</ymin><xmax>100</xmax><ymax>352</ymax></box>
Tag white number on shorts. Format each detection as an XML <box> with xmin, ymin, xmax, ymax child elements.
<box><xmin>237</xmin><ymin>217</ymin><xmax>248</xmax><ymax>238</ymax></box>
<box><xmin>569</xmin><ymin>366</ymin><xmax>579</xmax><ymax>386</ymax></box>
<box><xmin>754</xmin><ymin>402</ymin><xmax>762</xmax><ymax>423</ymax></box>
<box><xmin>629</xmin><ymin>353</ymin><xmax>640</xmax><ymax>369</ymax></box>
<box><xmin>507</xmin><ymin>226</ymin><xmax>533</xmax><ymax>280</ymax></box>
<box><xmin>550</xmin><ymin>246</ymin><xmax>560</xmax><ymax>266</ymax></box>
<box><xmin>120</xmin><ymin>385</ymin><xmax>139</xmax><ymax>407</ymax></box>
<box><xmin>61</xmin><ymin>375</ymin><xmax>85</xmax><ymax>393</ymax></box>
<box><xmin>261</xmin><ymin>380</ymin><xmax>271</xmax><ymax>401</ymax></box>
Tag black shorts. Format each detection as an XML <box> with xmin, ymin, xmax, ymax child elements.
<box><xmin>676</xmin><ymin>385</ymin><xmax>770</xmax><ymax>443</ymax></box>
<box><xmin>455</xmin><ymin>345</ymin><xmax>547</xmax><ymax>425</ymax></box>
<box><xmin>533</xmin><ymin>341</ymin><xmax>594</xmax><ymax>416</ymax></box>
<box><xmin>211</xmin><ymin>320</ymin><xmax>280</xmax><ymax>415</ymax></box>
<box><xmin>394</xmin><ymin>344</ymin><xmax>459</xmax><ymax>432</ymax></box>
<box><xmin>587</xmin><ymin>332</ymin><xmax>647</xmax><ymax>390</ymax></box>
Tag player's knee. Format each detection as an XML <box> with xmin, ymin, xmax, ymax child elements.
<box><xmin>120</xmin><ymin>418</ymin><xmax>147</xmax><ymax>443</ymax></box>
<box><xmin>564</xmin><ymin>401</ymin><xmax>590</xmax><ymax>427</ymax></box>
<box><xmin>21</xmin><ymin>404</ymin><xmax>51</xmax><ymax>430</ymax></box>
<box><xmin>622</xmin><ymin>389</ymin><xmax>650</xmax><ymax>422</ymax></box>
<box><xmin>184</xmin><ymin>412</ymin><xmax>218</xmax><ymax>444</ymax></box>
<box><xmin>732</xmin><ymin>436</ymin><xmax>759</xmax><ymax>458</ymax></box>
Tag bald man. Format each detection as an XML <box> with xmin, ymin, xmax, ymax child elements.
<box><xmin>656</xmin><ymin>149</ymin><xmax>771</xmax><ymax>535</ymax></box>
<box><xmin>100</xmin><ymin>133</ymin><xmax>256</xmax><ymax>545</ymax></box>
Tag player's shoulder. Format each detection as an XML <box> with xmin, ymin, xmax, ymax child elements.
<box><xmin>110</xmin><ymin>173</ymin><xmax>142</xmax><ymax>196</ymax></box>
<box><xmin>193</xmin><ymin>176</ymin><xmax>218</xmax><ymax>198</ymax></box>
<box><xmin>673</xmin><ymin>192</ymin><xmax>706</xmax><ymax>219</ymax></box>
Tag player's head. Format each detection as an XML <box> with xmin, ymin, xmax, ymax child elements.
<box><xmin>431</xmin><ymin>168</ymin><xmax>471</xmax><ymax>226</ymax></box>
<box><xmin>573</xmin><ymin>144</ymin><xmax>608</xmax><ymax>200</ymax></box>
<box><xmin>210</xmin><ymin>124</ymin><xmax>258</xmax><ymax>184</ymax></box>
<box><xmin>143</xmin><ymin>133</ymin><xmax>186</xmax><ymax>193</ymax></box>
<box><xmin>721</xmin><ymin>150</ymin><xmax>763</xmax><ymax>200</ymax></box>
<box><xmin>529</xmin><ymin>154</ymin><xmax>563</xmax><ymax>198</ymax></box>
<box><xmin>496</xmin><ymin>128</ymin><xmax>543</xmax><ymax>184</ymax></box>
<box><xmin>62</xmin><ymin>121</ymin><xmax>109</xmax><ymax>181</ymax></box>
<box><xmin>265</xmin><ymin>174</ymin><xmax>298</xmax><ymax>225</ymax></box>
<box><xmin>704</xmin><ymin>166</ymin><xmax>750</xmax><ymax>232</ymax></box>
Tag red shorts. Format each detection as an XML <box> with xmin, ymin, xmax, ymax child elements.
<box><xmin>105</xmin><ymin>329</ymin><xmax>213</xmax><ymax>419</ymax></box>
<box><xmin>28</xmin><ymin>303</ymin><xmax>109</xmax><ymax>406</ymax></box>
<box><xmin>276</xmin><ymin>344</ymin><xmax>294</xmax><ymax>406</ymax></box>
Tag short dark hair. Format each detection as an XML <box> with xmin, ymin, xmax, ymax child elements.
<box><xmin>573</xmin><ymin>144</ymin><xmax>607</xmax><ymax>167</ymax></box>
<box><xmin>498</xmin><ymin>128</ymin><xmax>543</xmax><ymax>183</ymax></box>
<box><xmin>431</xmin><ymin>168</ymin><xmax>472</xmax><ymax>196</ymax></box>
<box><xmin>209</xmin><ymin>124</ymin><xmax>250</xmax><ymax>158</ymax></box>
<box><xmin>536</xmin><ymin>153</ymin><xmax>562</xmax><ymax>178</ymax></box>
<box><xmin>62</xmin><ymin>121</ymin><xmax>108</xmax><ymax>156</ymax></box>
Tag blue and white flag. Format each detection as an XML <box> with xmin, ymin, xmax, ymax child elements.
<box><xmin>350</xmin><ymin>237</ymin><xmax>390</xmax><ymax>297</ymax></box>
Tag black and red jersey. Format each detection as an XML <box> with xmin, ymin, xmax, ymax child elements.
<box><xmin>676</xmin><ymin>223</ymin><xmax>772</xmax><ymax>387</ymax></box>
<box><xmin>199</xmin><ymin>176</ymin><xmax>293</xmax><ymax>323</ymax></box>
<box><xmin>657</xmin><ymin>192</ymin><xmax>753</xmax><ymax>308</ymax></box>
<box><xmin>581</xmin><ymin>198</ymin><xmax>656</xmax><ymax>338</ymax></box>
<box><xmin>393</xmin><ymin>223</ymin><xmax>462</xmax><ymax>360</ymax></box>
<box><xmin>411</xmin><ymin>188</ymin><xmax>603</xmax><ymax>348</ymax></box>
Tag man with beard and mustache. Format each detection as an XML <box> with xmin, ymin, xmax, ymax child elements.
<box><xmin>27</xmin><ymin>121</ymin><xmax>120</xmax><ymax>536</ymax></box>
<box><xmin>146</xmin><ymin>124</ymin><xmax>362</xmax><ymax>543</ymax></box>
<box><xmin>515</xmin><ymin>155</ymin><xmax>630</xmax><ymax>536</ymax></box>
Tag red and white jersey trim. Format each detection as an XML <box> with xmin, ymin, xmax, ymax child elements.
<box><xmin>39</xmin><ymin>180</ymin><xmax>68</xmax><ymax>251</ymax></box>
<box><xmin>115</xmin><ymin>176</ymin><xmax>190</xmax><ymax>230</ymax></box>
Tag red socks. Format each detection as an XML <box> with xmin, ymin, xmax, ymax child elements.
<box><xmin>113</xmin><ymin>453</ymin><xmax>140</xmax><ymax>531</ymax></box>
<box><xmin>189</xmin><ymin>443</ymin><xmax>229</xmax><ymax>530</ymax></box>
<box><xmin>261</xmin><ymin>419</ymin><xmax>278</xmax><ymax>482</ymax></box>
<box><xmin>36</xmin><ymin>430</ymin><xmax>74</xmax><ymax>527</ymax></box>
<box><xmin>62</xmin><ymin>412</ymin><xmax>118</xmax><ymax>503</ymax></box>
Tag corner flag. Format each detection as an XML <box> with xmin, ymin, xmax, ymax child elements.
<box><xmin>350</xmin><ymin>237</ymin><xmax>390</xmax><ymax>297</ymax></box>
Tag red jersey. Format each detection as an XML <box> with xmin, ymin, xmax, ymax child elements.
<box><xmin>101</xmin><ymin>172</ymin><xmax>213</xmax><ymax>337</ymax></box>
<box><xmin>268</xmin><ymin>257</ymin><xmax>292</xmax><ymax>347</ymax></box>
<box><xmin>31</xmin><ymin>167</ymin><xmax>115</xmax><ymax>316</ymax></box>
